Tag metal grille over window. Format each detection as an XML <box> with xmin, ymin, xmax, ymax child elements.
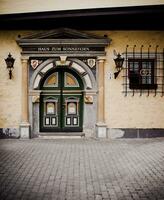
<box><xmin>122</xmin><ymin>45</ymin><xmax>164</xmax><ymax>97</ymax></box>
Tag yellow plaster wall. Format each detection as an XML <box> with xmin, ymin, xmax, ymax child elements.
<box><xmin>0</xmin><ymin>30</ymin><xmax>164</xmax><ymax>130</ymax></box>
<box><xmin>0</xmin><ymin>31</ymin><xmax>29</xmax><ymax>128</ymax></box>
<box><xmin>101</xmin><ymin>31</ymin><xmax>164</xmax><ymax>129</ymax></box>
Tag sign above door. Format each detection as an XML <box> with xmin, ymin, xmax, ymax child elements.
<box><xmin>17</xmin><ymin>28</ymin><xmax>110</xmax><ymax>56</ymax></box>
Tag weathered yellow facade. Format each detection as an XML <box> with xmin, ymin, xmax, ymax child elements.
<box><xmin>0</xmin><ymin>30</ymin><xmax>164</xmax><ymax>138</ymax></box>
<box><xmin>0</xmin><ymin>31</ymin><xmax>22</xmax><ymax>128</ymax></box>
<box><xmin>104</xmin><ymin>31</ymin><xmax>164</xmax><ymax>129</ymax></box>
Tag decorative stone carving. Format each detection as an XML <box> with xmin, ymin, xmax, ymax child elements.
<box><xmin>56</xmin><ymin>60</ymin><xmax>70</xmax><ymax>66</ymax></box>
<box><xmin>32</xmin><ymin>95</ymin><xmax>40</xmax><ymax>103</ymax></box>
<box><xmin>84</xmin><ymin>95</ymin><xmax>93</xmax><ymax>104</ymax></box>
<box><xmin>87</xmin><ymin>59</ymin><xmax>96</xmax><ymax>68</ymax></box>
<box><xmin>31</xmin><ymin>60</ymin><xmax>39</xmax><ymax>69</ymax></box>
<box><xmin>30</xmin><ymin>59</ymin><xmax>44</xmax><ymax>70</ymax></box>
<box><xmin>60</xmin><ymin>55</ymin><xmax>67</xmax><ymax>64</ymax></box>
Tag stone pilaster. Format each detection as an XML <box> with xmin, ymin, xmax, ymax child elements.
<box><xmin>96</xmin><ymin>56</ymin><xmax>107</xmax><ymax>138</ymax></box>
<box><xmin>20</xmin><ymin>58</ymin><xmax>30</xmax><ymax>138</ymax></box>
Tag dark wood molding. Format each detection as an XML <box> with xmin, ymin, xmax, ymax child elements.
<box><xmin>0</xmin><ymin>5</ymin><xmax>164</xmax><ymax>30</ymax></box>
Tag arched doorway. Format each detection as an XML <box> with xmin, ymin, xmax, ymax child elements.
<box><xmin>39</xmin><ymin>67</ymin><xmax>84</xmax><ymax>132</ymax></box>
<box><xmin>17</xmin><ymin>28</ymin><xmax>109</xmax><ymax>138</ymax></box>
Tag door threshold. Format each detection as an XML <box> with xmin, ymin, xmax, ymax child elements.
<box><xmin>38</xmin><ymin>135</ymin><xmax>84</xmax><ymax>139</ymax></box>
<box><xmin>38</xmin><ymin>132</ymin><xmax>85</xmax><ymax>138</ymax></box>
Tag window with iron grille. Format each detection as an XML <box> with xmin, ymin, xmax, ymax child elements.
<box><xmin>128</xmin><ymin>58</ymin><xmax>157</xmax><ymax>90</ymax></box>
<box><xmin>122</xmin><ymin>45</ymin><xmax>164</xmax><ymax>97</ymax></box>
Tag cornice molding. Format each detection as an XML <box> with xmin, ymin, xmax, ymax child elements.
<box><xmin>0</xmin><ymin>5</ymin><xmax>163</xmax><ymax>30</ymax></box>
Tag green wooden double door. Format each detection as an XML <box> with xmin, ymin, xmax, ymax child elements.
<box><xmin>40</xmin><ymin>67</ymin><xmax>84</xmax><ymax>132</ymax></box>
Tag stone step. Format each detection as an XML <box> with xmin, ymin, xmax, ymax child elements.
<box><xmin>37</xmin><ymin>132</ymin><xmax>85</xmax><ymax>139</ymax></box>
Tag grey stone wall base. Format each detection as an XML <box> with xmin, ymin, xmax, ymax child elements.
<box><xmin>1</xmin><ymin>127</ymin><xmax>163</xmax><ymax>139</ymax></box>
<box><xmin>108</xmin><ymin>128</ymin><xmax>164</xmax><ymax>139</ymax></box>
<box><xmin>20</xmin><ymin>123</ymin><xmax>31</xmax><ymax>139</ymax></box>
<box><xmin>84</xmin><ymin>128</ymin><xmax>96</xmax><ymax>138</ymax></box>
<box><xmin>0</xmin><ymin>128</ymin><xmax>20</xmax><ymax>139</ymax></box>
<box><xmin>96</xmin><ymin>123</ymin><xmax>107</xmax><ymax>138</ymax></box>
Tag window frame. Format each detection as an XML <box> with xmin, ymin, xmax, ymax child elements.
<box><xmin>128</xmin><ymin>58</ymin><xmax>157</xmax><ymax>90</ymax></box>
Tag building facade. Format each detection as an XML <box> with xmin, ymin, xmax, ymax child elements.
<box><xmin>0</xmin><ymin>3</ymin><xmax>164</xmax><ymax>138</ymax></box>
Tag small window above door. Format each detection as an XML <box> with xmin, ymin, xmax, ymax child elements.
<box><xmin>40</xmin><ymin>68</ymin><xmax>84</xmax><ymax>90</ymax></box>
<box><xmin>43</xmin><ymin>72</ymin><xmax>58</xmax><ymax>87</ymax></box>
<box><xmin>64</xmin><ymin>72</ymin><xmax>79</xmax><ymax>87</ymax></box>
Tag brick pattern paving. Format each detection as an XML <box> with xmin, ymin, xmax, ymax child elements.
<box><xmin>0</xmin><ymin>138</ymin><xmax>164</xmax><ymax>200</ymax></box>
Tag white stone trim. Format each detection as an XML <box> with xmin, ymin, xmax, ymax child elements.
<box><xmin>56</xmin><ymin>60</ymin><xmax>70</xmax><ymax>66</ymax></box>
<box><xmin>34</xmin><ymin>74</ymin><xmax>42</xmax><ymax>89</ymax></box>
<box><xmin>71</xmin><ymin>62</ymin><xmax>85</xmax><ymax>74</ymax></box>
<box><xmin>41</xmin><ymin>63</ymin><xmax>54</xmax><ymax>73</ymax></box>
<box><xmin>83</xmin><ymin>74</ymin><xmax>92</xmax><ymax>89</ymax></box>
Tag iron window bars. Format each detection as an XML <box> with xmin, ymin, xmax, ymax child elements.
<box><xmin>122</xmin><ymin>45</ymin><xmax>164</xmax><ymax>97</ymax></box>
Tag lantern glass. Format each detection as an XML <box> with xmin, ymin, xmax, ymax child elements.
<box><xmin>114</xmin><ymin>53</ymin><xmax>124</xmax><ymax>70</ymax></box>
<box><xmin>5</xmin><ymin>53</ymin><xmax>15</xmax><ymax>79</ymax></box>
<box><xmin>5</xmin><ymin>53</ymin><xmax>15</xmax><ymax>69</ymax></box>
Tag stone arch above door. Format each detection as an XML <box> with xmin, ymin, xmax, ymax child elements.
<box><xmin>17</xmin><ymin>28</ymin><xmax>110</xmax><ymax>138</ymax></box>
<box><xmin>30</xmin><ymin>58</ymin><xmax>97</xmax><ymax>91</ymax></box>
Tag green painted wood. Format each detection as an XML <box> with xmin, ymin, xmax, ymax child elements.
<box><xmin>40</xmin><ymin>67</ymin><xmax>84</xmax><ymax>132</ymax></box>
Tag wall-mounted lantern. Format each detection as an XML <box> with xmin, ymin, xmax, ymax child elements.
<box><xmin>5</xmin><ymin>53</ymin><xmax>15</xmax><ymax>79</ymax></box>
<box><xmin>114</xmin><ymin>52</ymin><xmax>124</xmax><ymax>79</ymax></box>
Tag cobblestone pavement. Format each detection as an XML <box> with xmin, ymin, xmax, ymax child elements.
<box><xmin>0</xmin><ymin>138</ymin><xmax>164</xmax><ymax>200</ymax></box>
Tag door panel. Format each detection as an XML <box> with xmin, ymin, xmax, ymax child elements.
<box><xmin>63</xmin><ymin>95</ymin><xmax>83</xmax><ymax>132</ymax></box>
<box><xmin>40</xmin><ymin>95</ymin><xmax>62</xmax><ymax>132</ymax></box>
<box><xmin>40</xmin><ymin>67</ymin><xmax>83</xmax><ymax>132</ymax></box>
